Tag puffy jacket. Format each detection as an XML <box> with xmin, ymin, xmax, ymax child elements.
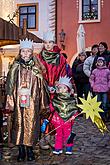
<box><xmin>83</xmin><ymin>55</ymin><xmax>96</xmax><ymax>77</ymax></box>
<box><xmin>89</xmin><ymin>66</ymin><xmax>110</xmax><ymax>92</ymax></box>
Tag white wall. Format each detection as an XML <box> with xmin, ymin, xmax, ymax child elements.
<box><xmin>0</xmin><ymin>0</ymin><xmax>56</xmax><ymax>75</ymax></box>
<box><xmin>0</xmin><ymin>0</ymin><xmax>16</xmax><ymax>21</ymax></box>
<box><xmin>16</xmin><ymin>0</ymin><xmax>50</xmax><ymax>39</ymax></box>
<box><xmin>0</xmin><ymin>0</ymin><xmax>55</xmax><ymax>40</ymax></box>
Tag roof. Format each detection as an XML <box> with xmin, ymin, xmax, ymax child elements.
<box><xmin>0</xmin><ymin>17</ymin><xmax>43</xmax><ymax>47</ymax></box>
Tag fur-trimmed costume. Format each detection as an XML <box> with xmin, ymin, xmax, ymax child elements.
<box><xmin>6</xmin><ymin>56</ymin><xmax>49</xmax><ymax>146</ymax></box>
<box><xmin>38</xmin><ymin>46</ymin><xmax>67</xmax><ymax>99</ymax></box>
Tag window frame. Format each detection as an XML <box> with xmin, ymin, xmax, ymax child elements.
<box><xmin>17</xmin><ymin>3</ymin><xmax>38</xmax><ymax>31</ymax></box>
<box><xmin>78</xmin><ymin>0</ymin><xmax>101</xmax><ymax>23</ymax></box>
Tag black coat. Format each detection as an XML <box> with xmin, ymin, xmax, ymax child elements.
<box><xmin>72</xmin><ymin>59</ymin><xmax>89</xmax><ymax>84</ymax></box>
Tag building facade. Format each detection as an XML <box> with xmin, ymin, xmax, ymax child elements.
<box><xmin>0</xmin><ymin>0</ymin><xmax>56</xmax><ymax>76</ymax></box>
<box><xmin>57</xmin><ymin>0</ymin><xmax>110</xmax><ymax>63</ymax></box>
<box><xmin>0</xmin><ymin>0</ymin><xmax>110</xmax><ymax>72</ymax></box>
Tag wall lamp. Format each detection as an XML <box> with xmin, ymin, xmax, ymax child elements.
<box><xmin>59</xmin><ymin>29</ymin><xmax>66</xmax><ymax>50</ymax></box>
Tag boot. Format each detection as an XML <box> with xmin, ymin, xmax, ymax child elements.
<box><xmin>39</xmin><ymin>135</ymin><xmax>50</xmax><ymax>150</ymax></box>
<box><xmin>65</xmin><ymin>146</ymin><xmax>73</xmax><ymax>155</ymax></box>
<box><xmin>26</xmin><ymin>146</ymin><xmax>35</xmax><ymax>161</ymax></box>
<box><xmin>17</xmin><ymin>145</ymin><xmax>26</xmax><ymax>162</ymax></box>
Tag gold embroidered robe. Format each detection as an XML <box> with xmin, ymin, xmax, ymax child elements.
<box><xmin>6</xmin><ymin>57</ymin><xmax>49</xmax><ymax>146</ymax></box>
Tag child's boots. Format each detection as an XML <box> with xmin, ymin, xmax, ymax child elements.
<box><xmin>65</xmin><ymin>146</ymin><xmax>73</xmax><ymax>155</ymax></box>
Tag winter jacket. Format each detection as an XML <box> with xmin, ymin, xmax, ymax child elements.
<box><xmin>89</xmin><ymin>66</ymin><xmax>110</xmax><ymax>92</ymax></box>
<box><xmin>83</xmin><ymin>55</ymin><xmax>96</xmax><ymax>77</ymax></box>
<box><xmin>72</xmin><ymin>59</ymin><xmax>89</xmax><ymax>83</ymax></box>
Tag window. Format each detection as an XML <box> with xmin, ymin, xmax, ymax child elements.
<box><xmin>79</xmin><ymin>0</ymin><xmax>100</xmax><ymax>23</ymax></box>
<box><xmin>18</xmin><ymin>3</ymin><xmax>38</xmax><ymax>30</ymax></box>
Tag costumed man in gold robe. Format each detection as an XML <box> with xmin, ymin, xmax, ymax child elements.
<box><xmin>5</xmin><ymin>38</ymin><xmax>50</xmax><ymax>162</ymax></box>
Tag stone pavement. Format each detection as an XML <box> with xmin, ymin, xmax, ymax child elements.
<box><xmin>0</xmin><ymin>117</ymin><xmax>110</xmax><ymax>165</ymax></box>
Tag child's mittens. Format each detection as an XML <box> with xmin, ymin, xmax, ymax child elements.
<box><xmin>41</xmin><ymin>119</ymin><xmax>49</xmax><ymax>133</ymax></box>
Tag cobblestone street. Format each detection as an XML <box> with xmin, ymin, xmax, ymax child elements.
<box><xmin>1</xmin><ymin>117</ymin><xmax>110</xmax><ymax>165</ymax></box>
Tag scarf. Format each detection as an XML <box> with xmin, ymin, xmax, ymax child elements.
<box><xmin>53</xmin><ymin>93</ymin><xmax>77</xmax><ymax>121</ymax></box>
<box><xmin>6</xmin><ymin>57</ymin><xmax>44</xmax><ymax>95</ymax></box>
<box><xmin>41</xmin><ymin>50</ymin><xmax>60</xmax><ymax>65</ymax></box>
<box><xmin>19</xmin><ymin>57</ymin><xmax>34</xmax><ymax>68</ymax></box>
<box><xmin>19</xmin><ymin>57</ymin><xmax>44</xmax><ymax>79</ymax></box>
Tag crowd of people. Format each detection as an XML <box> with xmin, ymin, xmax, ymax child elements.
<box><xmin>72</xmin><ymin>42</ymin><xmax>110</xmax><ymax>121</ymax></box>
<box><xmin>0</xmin><ymin>31</ymin><xmax>110</xmax><ymax>162</ymax></box>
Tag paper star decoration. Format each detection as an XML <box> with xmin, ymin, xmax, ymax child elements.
<box><xmin>77</xmin><ymin>92</ymin><xmax>108</xmax><ymax>133</ymax></box>
<box><xmin>94</xmin><ymin>116</ymin><xmax>108</xmax><ymax>134</ymax></box>
<box><xmin>77</xmin><ymin>92</ymin><xmax>103</xmax><ymax>122</ymax></box>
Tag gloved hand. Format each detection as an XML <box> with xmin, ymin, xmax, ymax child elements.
<box><xmin>48</xmin><ymin>86</ymin><xmax>56</xmax><ymax>93</ymax></box>
<box><xmin>41</xmin><ymin>119</ymin><xmax>49</xmax><ymax>133</ymax></box>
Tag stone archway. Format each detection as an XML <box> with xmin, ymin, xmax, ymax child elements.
<box><xmin>70</xmin><ymin>47</ymin><xmax>91</xmax><ymax>67</ymax></box>
<box><xmin>70</xmin><ymin>52</ymin><xmax>78</xmax><ymax>67</ymax></box>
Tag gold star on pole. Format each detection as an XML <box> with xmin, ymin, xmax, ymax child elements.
<box><xmin>77</xmin><ymin>92</ymin><xmax>108</xmax><ymax>133</ymax></box>
<box><xmin>77</xmin><ymin>92</ymin><xmax>103</xmax><ymax>122</ymax></box>
<box><xmin>94</xmin><ymin>116</ymin><xmax>108</xmax><ymax>134</ymax></box>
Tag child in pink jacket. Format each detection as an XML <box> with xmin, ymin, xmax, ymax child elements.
<box><xmin>89</xmin><ymin>57</ymin><xmax>110</xmax><ymax>121</ymax></box>
<box><xmin>49</xmin><ymin>76</ymin><xmax>78</xmax><ymax>155</ymax></box>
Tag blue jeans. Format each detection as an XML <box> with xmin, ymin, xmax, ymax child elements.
<box><xmin>95</xmin><ymin>92</ymin><xmax>108</xmax><ymax>117</ymax></box>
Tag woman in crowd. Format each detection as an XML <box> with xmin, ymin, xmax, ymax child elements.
<box><xmin>72</xmin><ymin>51</ymin><xmax>90</xmax><ymax>104</ymax></box>
<box><xmin>92</xmin><ymin>42</ymin><xmax>110</xmax><ymax>70</ymax></box>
